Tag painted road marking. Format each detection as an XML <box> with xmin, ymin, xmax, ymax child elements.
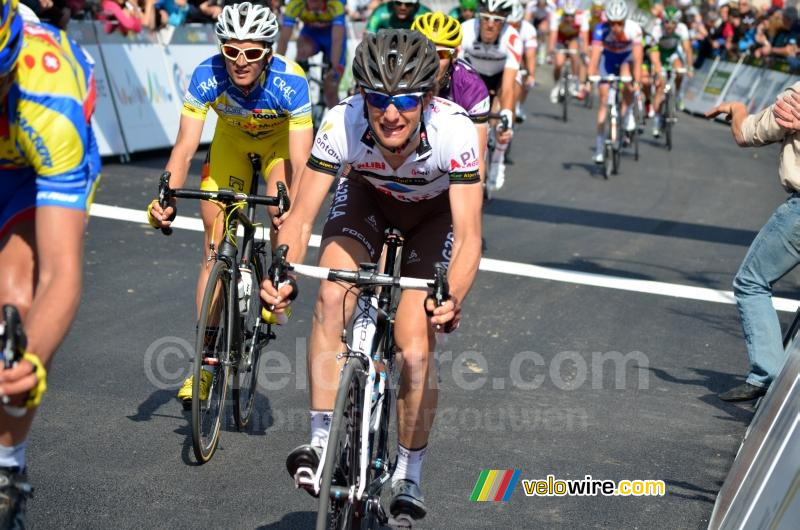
<box><xmin>91</xmin><ymin>203</ymin><xmax>799</xmax><ymax>313</ymax></box>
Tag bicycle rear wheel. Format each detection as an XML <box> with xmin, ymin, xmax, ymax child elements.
<box><xmin>192</xmin><ymin>259</ymin><xmax>232</xmax><ymax>463</ymax></box>
<box><xmin>317</xmin><ymin>356</ymin><xmax>368</xmax><ymax>530</ymax></box>
<box><xmin>233</xmin><ymin>252</ymin><xmax>266</xmax><ymax>429</ymax></box>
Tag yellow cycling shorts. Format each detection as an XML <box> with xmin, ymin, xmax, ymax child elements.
<box><xmin>200</xmin><ymin>128</ymin><xmax>289</xmax><ymax>193</ymax></box>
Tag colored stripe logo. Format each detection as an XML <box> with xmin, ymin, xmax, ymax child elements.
<box><xmin>470</xmin><ymin>470</ymin><xmax>521</xmax><ymax>501</ymax></box>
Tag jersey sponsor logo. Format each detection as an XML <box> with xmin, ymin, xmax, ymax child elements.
<box><xmin>450</xmin><ymin>170</ymin><xmax>480</xmax><ymax>183</ymax></box>
<box><xmin>320</xmin><ymin>121</ymin><xmax>335</xmax><ymax>133</ymax></box>
<box><xmin>328</xmin><ymin>180</ymin><xmax>349</xmax><ymax>220</ymax></box>
<box><xmin>410</xmin><ymin>167</ymin><xmax>429</xmax><ymax>176</ymax></box>
<box><xmin>42</xmin><ymin>52</ymin><xmax>61</xmax><ymax>73</ymax></box>
<box><xmin>450</xmin><ymin>148</ymin><xmax>478</xmax><ymax>170</ymax></box>
<box><xmin>273</xmin><ymin>77</ymin><xmax>297</xmax><ymax>104</ymax></box>
<box><xmin>215</xmin><ymin>103</ymin><xmax>248</xmax><ymax>117</ymax></box>
<box><xmin>19</xmin><ymin>117</ymin><xmax>52</xmax><ymax>168</ymax></box>
<box><xmin>341</xmin><ymin>227</ymin><xmax>375</xmax><ymax>257</ymax></box>
<box><xmin>470</xmin><ymin>98</ymin><xmax>491</xmax><ymax>115</ymax></box>
<box><xmin>228</xmin><ymin>176</ymin><xmax>245</xmax><ymax>192</ymax></box>
<box><xmin>315</xmin><ymin>135</ymin><xmax>339</xmax><ymax>160</ymax></box>
<box><xmin>365</xmin><ymin>214</ymin><xmax>379</xmax><ymax>232</ymax></box>
<box><xmin>356</xmin><ymin>161</ymin><xmax>385</xmax><ymax>171</ymax></box>
<box><xmin>197</xmin><ymin>76</ymin><xmax>219</xmax><ymax>96</ymax></box>
<box><xmin>309</xmin><ymin>154</ymin><xmax>340</xmax><ymax>175</ymax></box>
<box><xmin>407</xmin><ymin>249</ymin><xmax>421</xmax><ymax>264</ymax></box>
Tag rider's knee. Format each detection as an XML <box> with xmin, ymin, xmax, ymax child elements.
<box><xmin>313</xmin><ymin>281</ymin><xmax>347</xmax><ymax>328</ymax></box>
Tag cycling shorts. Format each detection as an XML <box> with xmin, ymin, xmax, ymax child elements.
<box><xmin>200</xmin><ymin>129</ymin><xmax>288</xmax><ymax>193</ymax></box>
<box><xmin>299</xmin><ymin>26</ymin><xmax>347</xmax><ymax>68</ymax></box>
<box><xmin>0</xmin><ymin>130</ymin><xmax>101</xmax><ymax>241</ymax></box>
<box><xmin>599</xmin><ymin>51</ymin><xmax>632</xmax><ymax>78</ymax></box>
<box><xmin>321</xmin><ymin>176</ymin><xmax>454</xmax><ymax>277</ymax></box>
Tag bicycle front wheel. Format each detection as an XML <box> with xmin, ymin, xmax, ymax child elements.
<box><xmin>561</xmin><ymin>73</ymin><xmax>569</xmax><ymax>122</ymax></box>
<box><xmin>233</xmin><ymin>256</ymin><xmax>265</xmax><ymax>429</ymax></box>
<box><xmin>317</xmin><ymin>357</ymin><xmax>368</xmax><ymax>530</ymax></box>
<box><xmin>192</xmin><ymin>260</ymin><xmax>232</xmax><ymax>463</ymax></box>
<box><xmin>665</xmin><ymin>91</ymin><xmax>674</xmax><ymax>151</ymax></box>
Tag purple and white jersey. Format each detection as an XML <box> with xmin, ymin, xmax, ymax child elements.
<box><xmin>440</xmin><ymin>59</ymin><xmax>490</xmax><ymax>124</ymax></box>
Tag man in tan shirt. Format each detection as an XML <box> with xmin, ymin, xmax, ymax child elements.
<box><xmin>705</xmin><ymin>83</ymin><xmax>800</xmax><ymax>401</ymax></box>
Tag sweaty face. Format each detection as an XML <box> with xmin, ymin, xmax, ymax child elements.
<box><xmin>221</xmin><ymin>39</ymin><xmax>269</xmax><ymax>90</ymax></box>
<box><xmin>364</xmin><ymin>90</ymin><xmax>427</xmax><ymax>150</ymax></box>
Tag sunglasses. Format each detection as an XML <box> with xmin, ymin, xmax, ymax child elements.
<box><xmin>364</xmin><ymin>90</ymin><xmax>425</xmax><ymax>111</ymax></box>
<box><xmin>221</xmin><ymin>44</ymin><xmax>270</xmax><ymax>63</ymax></box>
<box><xmin>480</xmin><ymin>12</ymin><xmax>508</xmax><ymax>23</ymax></box>
<box><xmin>437</xmin><ymin>48</ymin><xmax>455</xmax><ymax>59</ymax></box>
<box><xmin>392</xmin><ymin>0</ymin><xmax>416</xmax><ymax>6</ymax></box>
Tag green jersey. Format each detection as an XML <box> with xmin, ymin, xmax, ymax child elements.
<box><xmin>366</xmin><ymin>3</ymin><xmax>432</xmax><ymax>32</ymax></box>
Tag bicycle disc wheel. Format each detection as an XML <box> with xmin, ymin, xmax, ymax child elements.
<box><xmin>192</xmin><ymin>260</ymin><xmax>232</xmax><ymax>463</ymax></box>
<box><xmin>233</xmin><ymin>255</ymin><xmax>265</xmax><ymax>429</ymax></box>
<box><xmin>317</xmin><ymin>357</ymin><xmax>367</xmax><ymax>530</ymax></box>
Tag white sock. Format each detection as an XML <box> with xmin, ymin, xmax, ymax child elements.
<box><xmin>0</xmin><ymin>442</ymin><xmax>26</xmax><ymax>471</ymax></box>
<box><xmin>392</xmin><ymin>444</ymin><xmax>427</xmax><ymax>487</ymax></box>
<box><xmin>310</xmin><ymin>410</ymin><xmax>333</xmax><ymax>448</ymax></box>
<box><xmin>596</xmin><ymin>134</ymin><xmax>604</xmax><ymax>154</ymax></box>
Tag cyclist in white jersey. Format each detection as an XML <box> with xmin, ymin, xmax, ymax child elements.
<box><xmin>509</xmin><ymin>0</ymin><xmax>537</xmax><ymax>122</ymax></box>
<box><xmin>460</xmin><ymin>0</ymin><xmax>522</xmax><ymax>189</ymax></box>
<box><xmin>526</xmin><ymin>0</ymin><xmax>554</xmax><ymax>63</ymax></box>
<box><xmin>266</xmin><ymin>30</ymin><xmax>482</xmax><ymax>523</ymax></box>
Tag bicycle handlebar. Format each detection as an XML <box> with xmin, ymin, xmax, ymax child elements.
<box><xmin>588</xmin><ymin>75</ymin><xmax>633</xmax><ymax>83</ymax></box>
<box><xmin>157</xmin><ymin>171</ymin><xmax>291</xmax><ymax>237</ymax></box>
<box><xmin>487</xmin><ymin>112</ymin><xmax>511</xmax><ymax>131</ymax></box>
<box><xmin>290</xmin><ymin>263</ymin><xmax>434</xmax><ymax>290</ymax></box>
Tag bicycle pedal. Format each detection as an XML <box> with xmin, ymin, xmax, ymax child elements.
<box><xmin>293</xmin><ymin>467</ymin><xmax>319</xmax><ymax>497</ymax></box>
<box><xmin>388</xmin><ymin>514</ymin><xmax>414</xmax><ymax>529</ymax></box>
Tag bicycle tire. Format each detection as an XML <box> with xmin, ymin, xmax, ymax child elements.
<box><xmin>633</xmin><ymin>125</ymin><xmax>640</xmax><ymax>161</ymax></box>
<box><xmin>603</xmin><ymin>143</ymin><xmax>612</xmax><ymax>179</ymax></box>
<box><xmin>192</xmin><ymin>259</ymin><xmax>232</xmax><ymax>463</ymax></box>
<box><xmin>233</xmin><ymin>253</ymin><xmax>266</xmax><ymax>429</ymax></box>
<box><xmin>316</xmin><ymin>356</ymin><xmax>368</xmax><ymax>530</ymax></box>
<box><xmin>561</xmin><ymin>70</ymin><xmax>569</xmax><ymax>122</ymax></box>
<box><xmin>665</xmin><ymin>91</ymin><xmax>674</xmax><ymax>151</ymax></box>
<box><xmin>612</xmin><ymin>145</ymin><xmax>620</xmax><ymax>175</ymax></box>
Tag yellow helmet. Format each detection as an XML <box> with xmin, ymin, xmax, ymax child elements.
<box><xmin>411</xmin><ymin>12</ymin><xmax>462</xmax><ymax>49</ymax></box>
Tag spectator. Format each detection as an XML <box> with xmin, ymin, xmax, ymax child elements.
<box><xmin>186</xmin><ymin>0</ymin><xmax>224</xmax><ymax>23</ymax></box>
<box><xmin>705</xmin><ymin>84</ymin><xmax>800</xmax><ymax>402</ymax></box>
<box><xmin>754</xmin><ymin>6</ymin><xmax>798</xmax><ymax>64</ymax></box>
<box><xmin>21</xmin><ymin>0</ymin><xmax>70</xmax><ymax>28</ymax></box>
<box><xmin>99</xmin><ymin>0</ymin><xmax>150</xmax><ymax>34</ymax></box>
<box><xmin>156</xmin><ymin>0</ymin><xmax>189</xmax><ymax>27</ymax></box>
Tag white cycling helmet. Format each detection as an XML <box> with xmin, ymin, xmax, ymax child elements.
<box><xmin>215</xmin><ymin>2</ymin><xmax>279</xmax><ymax>43</ymax></box>
<box><xmin>563</xmin><ymin>0</ymin><xmax>578</xmax><ymax>15</ymax></box>
<box><xmin>592</xmin><ymin>0</ymin><xmax>604</xmax><ymax>6</ymax></box>
<box><xmin>605</xmin><ymin>0</ymin><xmax>628</xmax><ymax>21</ymax></box>
<box><xmin>480</xmin><ymin>0</ymin><xmax>515</xmax><ymax>15</ymax></box>
<box><xmin>509</xmin><ymin>0</ymin><xmax>524</xmax><ymax>22</ymax></box>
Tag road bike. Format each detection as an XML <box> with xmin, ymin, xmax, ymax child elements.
<box><xmin>157</xmin><ymin>153</ymin><xmax>290</xmax><ymax>463</ymax></box>
<box><xmin>485</xmin><ymin>111</ymin><xmax>511</xmax><ymax>201</ymax></box>
<box><xmin>555</xmin><ymin>48</ymin><xmax>582</xmax><ymax>122</ymax></box>
<box><xmin>657</xmin><ymin>67</ymin><xmax>687</xmax><ymax>151</ymax></box>
<box><xmin>590</xmin><ymin>74</ymin><xmax>634</xmax><ymax>179</ymax></box>
<box><xmin>272</xmin><ymin>235</ymin><xmax>449</xmax><ymax>530</ymax></box>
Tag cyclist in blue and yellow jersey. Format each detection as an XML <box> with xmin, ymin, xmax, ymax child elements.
<box><xmin>277</xmin><ymin>0</ymin><xmax>346</xmax><ymax>109</ymax></box>
<box><xmin>366</xmin><ymin>0</ymin><xmax>432</xmax><ymax>32</ymax></box>
<box><xmin>449</xmin><ymin>0</ymin><xmax>477</xmax><ymax>22</ymax></box>
<box><xmin>147</xmin><ymin>2</ymin><xmax>313</xmax><ymax>408</ymax></box>
<box><xmin>0</xmin><ymin>0</ymin><xmax>101</xmax><ymax>524</ymax></box>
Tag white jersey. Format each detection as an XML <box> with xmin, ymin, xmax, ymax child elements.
<box><xmin>518</xmin><ymin>19</ymin><xmax>538</xmax><ymax>50</ymax></box>
<box><xmin>308</xmin><ymin>95</ymin><xmax>480</xmax><ymax>202</ymax></box>
<box><xmin>460</xmin><ymin>18</ymin><xmax>523</xmax><ymax>77</ymax></box>
<box><xmin>527</xmin><ymin>0</ymin><xmax>555</xmax><ymax>21</ymax></box>
<box><xmin>649</xmin><ymin>21</ymin><xmax>690</xmax><ymax>44</ymax></box>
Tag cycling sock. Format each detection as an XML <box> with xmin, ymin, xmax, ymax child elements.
<box><xmin>595</xmin><ymin>134</ymin><xmax>604</xmax><ymax>154</ymax></box>
<box><xmin>310</xmin><ymin>410</ymin><xmax>333</xmax><ymax>448</ymax></box>
<box><xmin>0</xmin><ymin>442</ymin><xmax>26</xmax><ymax>471</ymax></box>
<box><xmin>392</xmin><ymin>444</ymin><xmax>427</xmax><ymax>487</ymax></box>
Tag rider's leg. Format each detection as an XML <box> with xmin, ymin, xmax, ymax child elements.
<box><xmin>551</xmin><ymin>47</ymin><xmax>565</xmax><ymax>103</ymax></box>
<box><xmin>569</xmin><ymin>40</ymin><xmax>580</xmax><ymax>94</ymax></box>
<box><xmin>294</xmin><ymin>34</ymin><xmax>317</xmax><ymax>70</ymax></box>
<box><xmin>595</xmin><ymin>82</ymin><xmax>609</xmax><ymax>159</ymax></box>
<box><xmin>619</xmin><ymin>62</ymin><xmax>635</xmax><ymax>132</ymax></box>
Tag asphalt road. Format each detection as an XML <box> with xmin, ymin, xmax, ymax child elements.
<box><xmin>24</xmin><ymin>80</ymin><xmax>798</xmax><ymax>529</ymax></box>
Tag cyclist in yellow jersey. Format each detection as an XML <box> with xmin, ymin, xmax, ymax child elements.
<box><xmin>147</xmin><ymin>2</ymin><xmax>313</xmax><ymax>407</ymax></box>
<box><xmin>0</xmin><ymin>0</ymin><xmax>101</xmax><ymax>524</ymax></box>
<box><xmin>277</xmin><ymin>0</ymin><xmax>346</xmax><ymax>109</ymax></box>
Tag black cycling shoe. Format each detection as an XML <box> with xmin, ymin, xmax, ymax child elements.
<box><xmin>0</xmin><ymin>467</ymin><xmax>32</xmax><ymax>530</ymax></box>
<box><xmin>286</xmin><ymin>444</ymin><xmax>322</xmax><ymax>497</ymax></box>
<box><xmin>719</xmin><ymin>382</ymin><xmax>767</xmax><ymax>402</ymax></box>
<box><xmin>389</xmin><ymin>479</ymin><xmax>427</xmax><ymax>521</ymax></box>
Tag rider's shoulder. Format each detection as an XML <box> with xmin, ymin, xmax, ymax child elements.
<box><xmin>270</xmin><ymin>54</ymin><xmax>308</xmax><ymax>79</ymax></box>
<box><xmin>426</xmin><ymin>97</ymin><xmax>472</xmax><ymax>124</ymax></box>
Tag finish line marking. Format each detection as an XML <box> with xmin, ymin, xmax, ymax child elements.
<box><xmin>90</xmin><ymin>203</ymin><xmax>800</xmax><ymax>313</ymax></box>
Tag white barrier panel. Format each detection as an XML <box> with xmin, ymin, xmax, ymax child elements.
<box><xmin>96</xmin><ymin>27</ymin><xmax>181</xmax><ymax>153</ymax></box>
<box><xmin>682</xmin><ymin>60</ymin><xmax>715</xmax><ymax>115</ymax></box>
<box><xmin>161</xmin><ymin>24</ymin><xmax>219</xmax><ymax>144</ymax></box>
<box><xmin>67</xmin><ymin>21</ymin><xmax>127</xmax><ymax>157</ymax></box>
<box><xmin>721</xmin><ymin>64</ymin><xmax>763</xmax><ymax>105</ymax></box>
<box><xmin>748</xmin><ymin>69</ymin><xmax>795</xmax><ymax>115</ymax></box>
<box><xmin>708</xmin><ymin>332</ymin><xmax>800</xmax><ymax>529</ymax></box>
<box><xmin>699</xmin><ymin>60</ymin><xmax>737</xmax><ymax>113</ymax></box>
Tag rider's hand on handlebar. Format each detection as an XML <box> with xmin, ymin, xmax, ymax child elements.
<box><xmin>424</xmin><ymin>295</ymin><xmax>461</xmax><ymax>333</ymax></box>
<box><xmin>260</xmin><ymin>276</ymin><xmax>295</xmax><ymax>311</ymax></box>
<box><xmin>147</xmin><ymin>198</ymin><xmax>176</xmax><ymax>229</ymax></box>
<box><xmin>0</xmin><ymin>353</ymin><xmax>45</xmax><ymax>408</ymax></box>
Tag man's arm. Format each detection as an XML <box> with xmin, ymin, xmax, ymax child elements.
<box><xmin>774</xmin><ymin>90</ymin><xmax>800</xmax><ymax>132</ymax></box>
<box><xmin>277</xmin><ymin>25</ymin><xmax>293</xmax><ymax>56</ymax></box>
<box><xmin>587</xmin><ymin>42</ymin><xmax>602</xmax><ymax>77</ymax></box>
<box><xmin>330</xmin><ymin>24</ymin><xmax>345</xmax><ymax>74</ymax></box>
<box><xmin>705</xmin><ymin>100</ymin><xmax>789</xmax><ymax>147</ymax></box>
<box><xmin>286</xmin><ymin>127</ymin><xmax>314</xmax><ymax>205</ymax></box>
<box><xmin>632</xmin><ymin>41</ymin><xmax>643</xmax><ymax>84</ymax></box>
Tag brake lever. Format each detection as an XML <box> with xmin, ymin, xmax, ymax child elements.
<box><xmin>158</xmin><ymin>172</ymin><xmax>174</xmax><ymax>236</ymax></box>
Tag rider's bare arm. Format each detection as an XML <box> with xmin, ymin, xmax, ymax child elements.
<box><xmin>277</xmin><ymin>25</ymin><xmax>292</xmax><ymax>56</ymax></box>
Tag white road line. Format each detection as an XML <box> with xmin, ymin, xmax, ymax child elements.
<box><xmin>91</xmin><ymin>203</ymin><xmax>800</xmax><ymax>313</ymax></box>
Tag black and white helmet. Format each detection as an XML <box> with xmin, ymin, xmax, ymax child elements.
<box><xmin>480</xmin><ymin>0</ymin><xmax>514</xmax><ymax>15</ymax></box>
<box><xmin>605</xmin><ymin>0</ymin><xmax>629</xmax><ymax>21</ymax></box>
<box><xmin>215</xmin><ymin>2</ymin><xmax>279</xmax><ymax>43</ymax></box>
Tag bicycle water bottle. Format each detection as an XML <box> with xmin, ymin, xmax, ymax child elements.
<box><xmin>238</xmin><ymin>267</ymin><xmax>253</xmax><ymax>315</ymax></box>
<box><xmin>371</xmin><ymin>360</ymin><xmax>386</xmax><ymax>406</ymax></box>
